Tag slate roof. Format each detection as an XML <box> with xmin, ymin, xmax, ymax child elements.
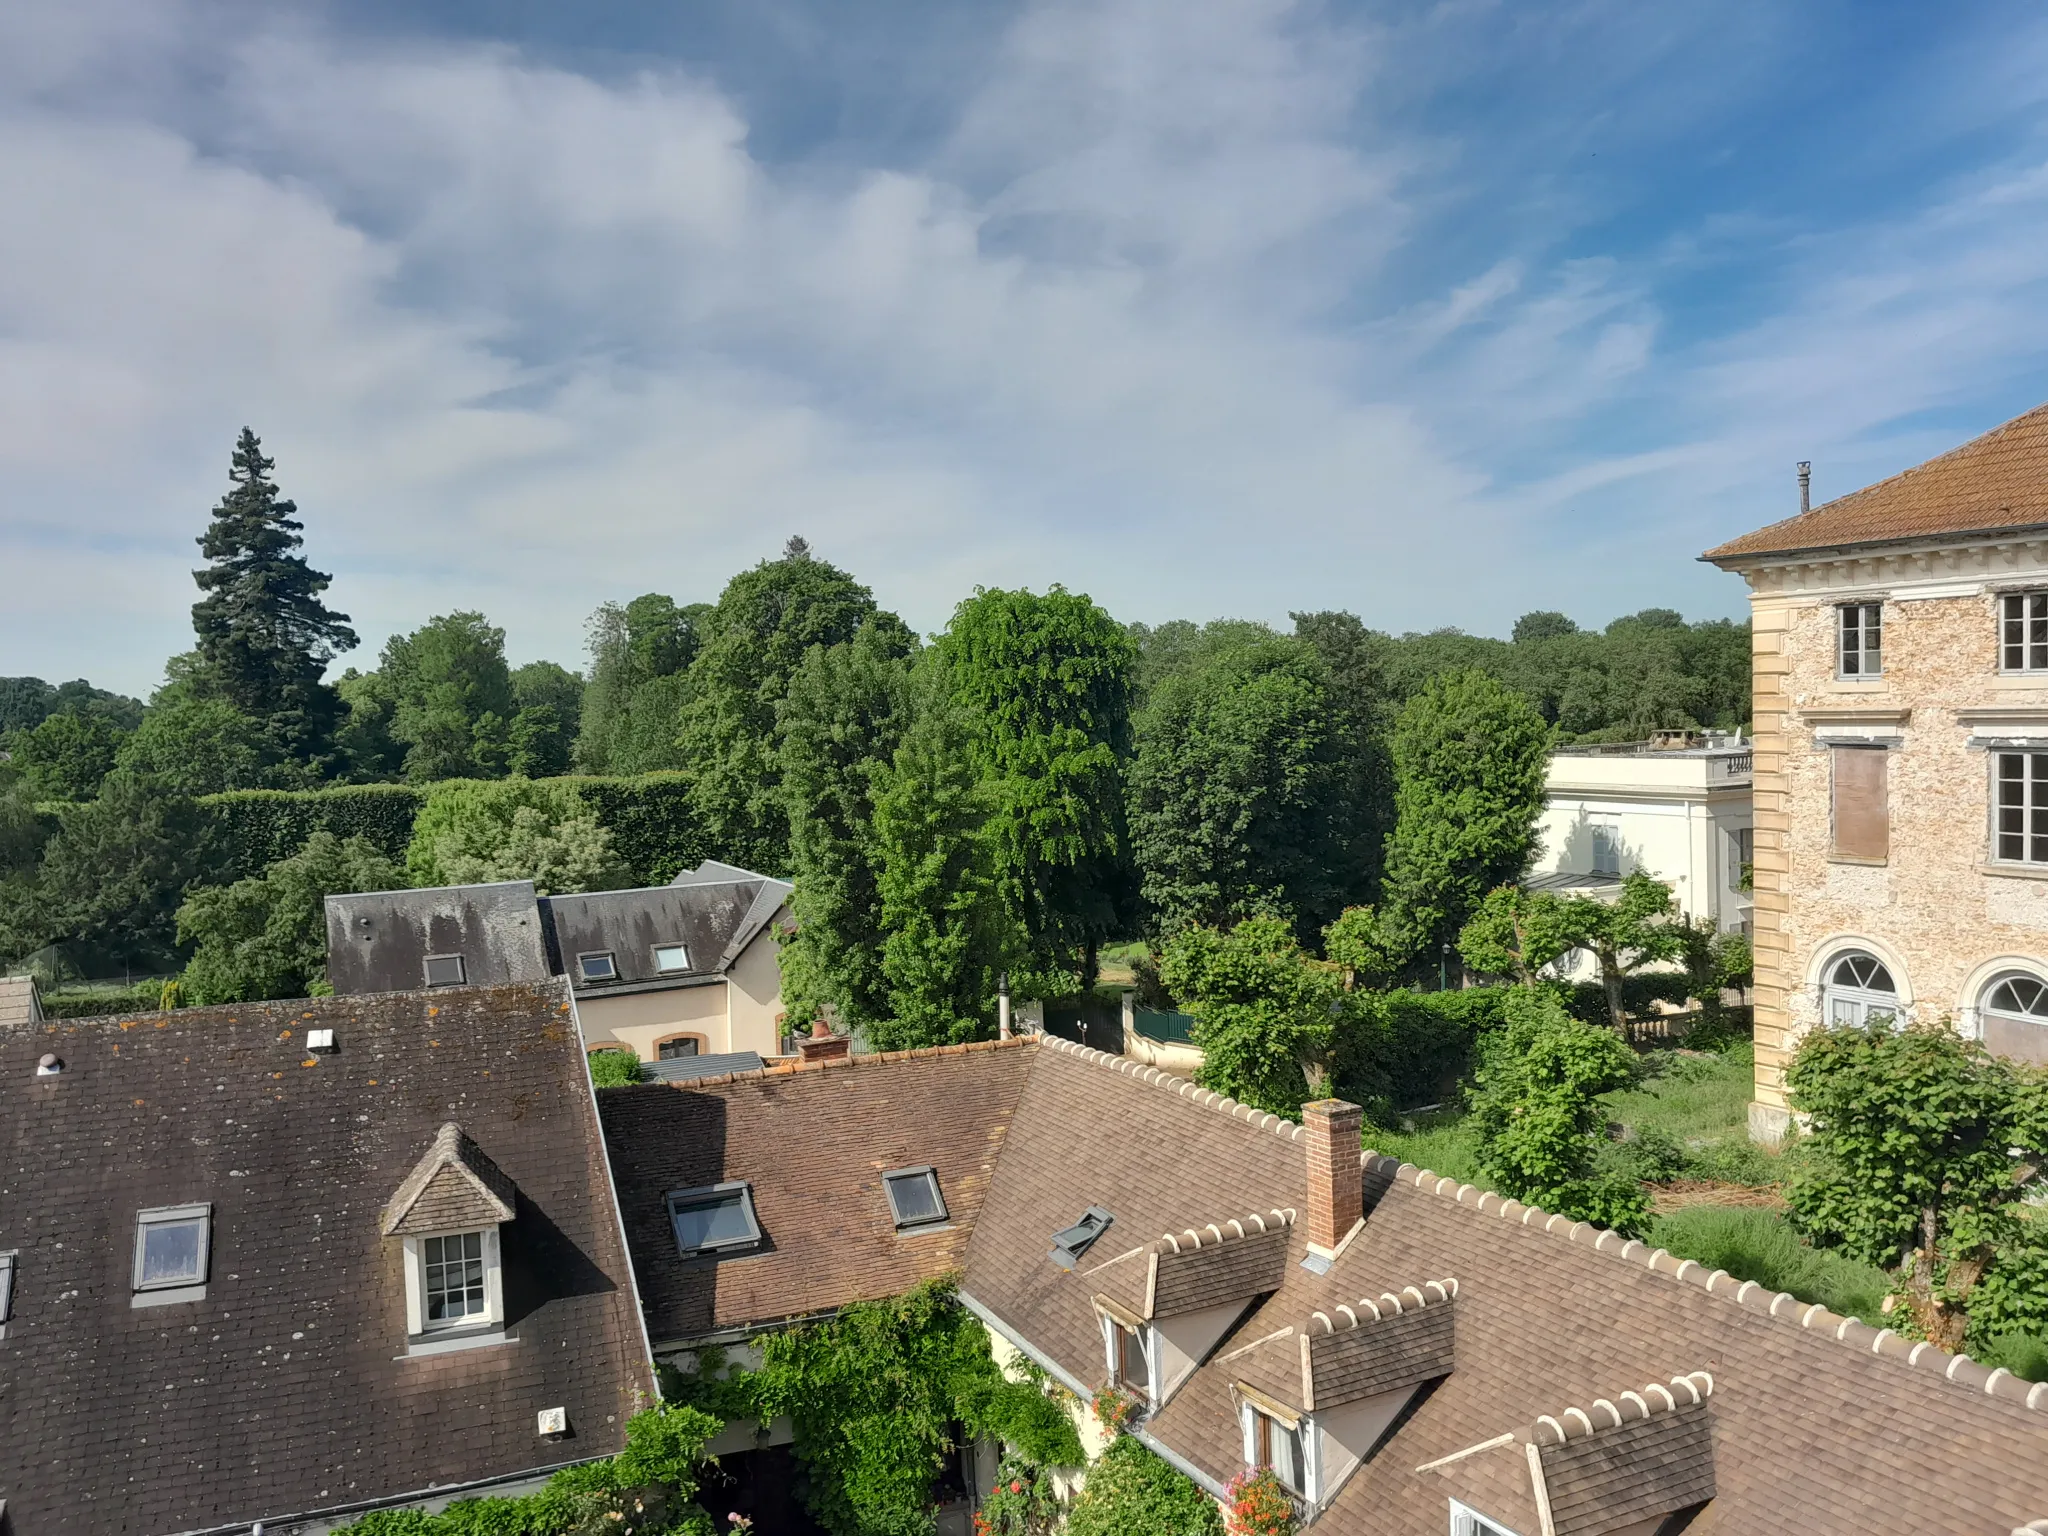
<box><xmin>545</xmin><ymin>869</ymin><xmax>789</xmax><ymax>997</ymax></box>
<box><xmin>0</xmin><ymin>982</ymin><xmax>654</xmax><ymax>1534</ymax></box>
<box><xmin>596</xmin><ymin>1040</ymin><xmax>1035</xmax><ymax>1347</ymax></box>
<box><xmin>952</xmin><ymin>1038</ymin><xmax>2048</xmax><ymax>1535</ymax></box>
<box><xmin>324</xmin><ymin>881</ymin><xmax>552</xmax><ymax>995</ymax></box>
<box><xmin>0</xmin><ymin>976</ymin><xmax>41</xmax><ymax>1029</ymax></box>
<box><xmin>1703</xmin><ymin>399</ymin><xmax>2048</xmax><ymax>562</ymax></box>
<box><xmin>381</xmin><ymin>1122</ymin><xmax>520</xmax><ymax>1237</ymax></box>
<box><xmin>645</xmin><ymin>1050</ymin><xmax>765</xmax><ymax>1083</ymax></box>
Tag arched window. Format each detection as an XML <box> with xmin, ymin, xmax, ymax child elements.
<box><xmin>1823</xmin><ymin>952</ymin><xmax>1898</xmax><ymax>1027</ymax></box>
<box><xmin>1980</xmin><ymin>972</ymin><xmax>2048</xmax><ymax>1065</ymax></box>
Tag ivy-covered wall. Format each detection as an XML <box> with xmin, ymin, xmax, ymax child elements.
<box><xmin>196</xmin><ymin>773</ymin><xmax>706</xmax><ymax>888</ymax></box>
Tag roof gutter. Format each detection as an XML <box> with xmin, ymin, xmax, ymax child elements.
<box><xmin>167</xmin><ymin>1455</ymin><xmax>609</xmax><ymax>1536</ymax></box>
<box><xmin>956</xmin><ymin>1289</ymin><xmax>1232</xmax><ymax>1503</ymax></box>
<box><xmin>1699</xmin><ymin>518</ymin><xmax>2048</xmax><ymax>570</ymax></box>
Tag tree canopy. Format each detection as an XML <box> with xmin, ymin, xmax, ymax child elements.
<box><xmin>405</xmin><ymin>778</ymin><xmax>626</xmax><ymax>895</ymax></box>
<box><xmin>1160</xmin><ymin>914</ymin><xmax>1341</xmax><ymax>1117</ymax></box>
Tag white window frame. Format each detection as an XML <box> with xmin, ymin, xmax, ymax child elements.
<box><xmin>401</xmin><ymin>1226</ymin><xmax>504</xmax><ymax>1336</ymax></box>
<box><xmin>1837</xmin><ymin>601</ymin><xmax>1883</xmax><ymax>678</ymax></box>
<box><xmin>1098</xmin><ymin>1311</ymin><xmax>1156</xmax><ymax>1402</ymax></box>
<box><xmin>577</xmin><ymin>951</ymin><xmax>619</xmax><ymax>982</ymax></box>
<box><xmin>1449</xmin><ymin>1501</ymin><xmax>1524</xmax><ymax>1536</ymax></box>
<box><xmin>667</xmin><ymin>1181</ymin><xmax>763</xmax><ymax>1258</ymax></box>
<box><xmin>423</xmin><ymin>953</ymin><xmax>467</xmax><ymax>988</ymax></box>
<box><xmin>653</xmin><ymin>943</ymin><xmax>692</xmax><ymax>974</ymax></box>
<box><xmin>1589</xmin><ymin>820</ymin><xmax>1622</xmax><ymax>877</ymax></box>
<box><xmin>882</xmin><ymin>1165</ymin><xmax>949</xmax><ymax>1230</ymax></box>
<box><xmin>1239</xmin><ymin>1398</ymin><xmax>1313</xmax><ymax>1501</ymax></box>
<box><xmin>132</xmin><ymin>1203</ymin><xmax>211</xmax><ymax>1306</ymax></box>
<box><xmin>2002</xmin><ymin>592</ymin><xmax>2048</xmax><ymax>673</ymax></box>
<box><xmin>1993</xmin><ymin>750</ymin><xmax>2048</xmax><ymax>866</ymax></box>
<box><xmin>1823</xmin><ymin>952</ymin><xmax>1899</xmax><ymax>1028</ymax></box>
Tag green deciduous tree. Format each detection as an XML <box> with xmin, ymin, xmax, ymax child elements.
<box><xmin>575</xmin><ymin>594</ymin><xmax>701</xmax><ymax>776</ymax></box>
<box><xmin>5</xmin><ymin>710</ymin><xmax>126</xmax><ymax>800</ymax></box>
<box><xmin>1160</xmin><ymin>914</ymin><xmax>1341</xmax><ymax>1117</ymax></box>
<box><xmin>1458</xmin><ymin>872</ymin><xmax>1684</xmax><ymax>1033</ymax></box>
<box><xmin>870</xmin><ymin>672</ymin><xmax>1020</xmax><ymax>1051</ymax></box>
<box><xmin>1786</xmin><ymin>1021</ymin><xmax>2048</xmax><ymax>1351</ymax></box>
<box><xmin>1467</xmin><ymin>988</ymin><xmax>1647</xmax><ymax>1233</ymax></box>
<box><xmin>1065</xmin><ymin>1434</ymin><xmax>1222</xmax><ymax>1536</ymax></box>
<box><xmin>379</xmin><ymin>612</ymin><xmax>518</xmax><ymax>782</ymax></box>
<box><xmin>936</xmin><ymin>587</ymin><xmax>1139</xmax><ymax>988</ymax></box>
<box><xmin>1130</xmin><ymin>629</ymin><xmax>1370</xmax><ymax>945</ymax></box>
<box><xmin>188</xmin><ymin>429</ymin><xmax>358</xmax><ymax>768</ymax></box>
<box><xmin>178</xmin><ymin>831</ymin><xmax>404</xmax><ymax>1004</ymax></box>
<box><xmin>776</xmin><ymin>623</ymin><xmax>914</xmax><ymax>1029</ymax></box>
<box><xmin>0</xmin><ymin>677</ymin><xmax>142</xmax><ymax>735</ymax></box>
<box><xmin>406</xmin><ymin>779</ymin><xmax>626</xmax><ymax>894</ymax></box>
<box><xmin>1382</xmin><ymin>669</ymin><xmax>1549</xmax><ymax>963</ymax></box>
<box><xmin>680</xmin><ymin>546</ymin><xmax>901</xmax><ymax>871</ymax></box>
<box><xmin>1323</xmin><ymin>904</ymin><xmax>1404</xmax><ymax>990</ymax></box>
<box><xmin>115</xmin><ymin>697</ymin><xmax>283</xmax><ymax>795</ymax></box>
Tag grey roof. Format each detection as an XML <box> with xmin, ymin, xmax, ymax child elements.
<box><xmin>545</xmin><ymin>863</ymin><xmax>791</xmax><ymax>995</ymax></box>
<box><xmin>324</xmin><ymin>881</ymin><xmax>552</xmax><ymax>996</ymax></box>
<box><xmin>645</xmin><ymin>1050</ymin><xmax>766</xmax><ymax>1083</ymax></box>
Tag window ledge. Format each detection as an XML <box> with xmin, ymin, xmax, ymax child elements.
<box><xmin>401</xmin><ymin>1326</ymin><xmax>516</xmax><ymax>1359</ymax></box>
<box><xmin>132</xmin><ymin>1284</ymin><xmax>206</xmax><ymax>1308</ymax></box>
<box><xmin>1827</xmin><ymin>855</ymin><xmax>1889</xmax><ymax>868</ymax></box>
<box><xmin>1979</xmin><ymin>862</ymin><xmax>2048</xmax><ymax>882</ymax></box>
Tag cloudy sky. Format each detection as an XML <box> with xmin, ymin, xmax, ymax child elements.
<box><xmin>8</xmin><ymin>0</ymin><xmax>2048</xmax><ymax>696</ymax></box>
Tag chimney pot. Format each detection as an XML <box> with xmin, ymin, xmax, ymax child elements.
<box><xmin>798</xmin><ymin>1028</ymin><xmax>851</xmax><ymax>1067</ymax></box>
<box><xmin>1797</xmin><ymin>460</ymin><xmax>1812</xmax><ymax>515</ymax></box>
<box><xmin>1302</xmin><ymin>1099</ymin><xmax>1364</xmax><ymax>1257</ymax></box>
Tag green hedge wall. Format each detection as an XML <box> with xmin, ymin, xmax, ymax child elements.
<box><xmin>1332</xmin><ymin>985</ymin><xmax>1511</xmax><ymax>1118</ymax></box>
<box><xmin>196</xmin><ymin>773</ymin><xmax>707</xmax><ymax>888</ymax></box>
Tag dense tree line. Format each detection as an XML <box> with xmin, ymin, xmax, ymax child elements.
<box><xmin>1</xmin><ymin>427</ymin><xmax>1750</xmax><ymax>1036</ymax></box>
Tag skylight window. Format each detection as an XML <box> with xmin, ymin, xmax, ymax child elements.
<box><xmin>133</xmin><ymin>1204</ymin><xmax>211</xmax><ymax>1305</ymax></box>
<box><xmin>1049</xmin><ymin>1206</ymin><xmax>1114</xmax><ymax>1270</ymax></box>
<box><xmin>578</xmin><ymin>952</ymin><xmax>619</xmax><ymax>982</ymax></box>
<box><xmin>667</xmin><ymin>1182</ymin><xmax>763</xmax><ymax>1258</ymax></box>
<box><xmin>0</xmin><ymin>1250</ymin><xmax>15</xmax><ymax>1326</ymax></box>
<box><xmin>654</xmin><ymin>944</ymin><xmax>691</xmax><ymax>974</ymax></box>
<box><xmin>423</xmin><ymin>953</ymin><xmax>467</xmax><ymax>988</ymax></box>
<box><xmin>883</xmin><ymin>1166</ymin><xmax>948</xmax><ymax>1230</ymax></box>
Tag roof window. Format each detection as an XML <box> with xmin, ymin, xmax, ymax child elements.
<box><xmin>133</xmin><ymin>1203</ymin><xmax>211</xmax><ymax>1307</ymax></box>
<box><xmin>578</xmin><ymin>952</ymin><xmax>619</xmax><ymax>983</ymax></box>
<box><xmin>0</xmin><ymin>1249</ymin><xmax>15</xmax><ymax>1326</ymax></box>
<box><xmin>883</xmin><ymin>1166</ymin><xmax>949</xmax><ymax>1230</ymax></box>
<box><xmin>668</xmin><ymin>1182</ymin><xmax>763</xmax><ymax>1258</ymax></box>
<box><xmin>423</xmin><ymin>953</ymin><xmax>467</xmax><ymax>988</ymax></box>
<box><xmin>654</xmin><ymin>943</ymin><xmax>691</xmax><ymax>974</ymax></box>
<box><xmin>1049</xmin><ymin>1206</ymin><xmax>1114</xmax><ymax>1270</ymax></box>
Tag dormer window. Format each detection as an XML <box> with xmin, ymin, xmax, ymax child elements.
<box><xmin>1248</xmin><ymin>1402</ymin><xmax>1305</xmax><ymax>1496</ymax></box>
<box><xmin>577</xmin><ymin>952</ymin><xmax>618</xmax><ymax>983</ymax></box>
<box><xmin>423</xmin><ymin>953</ymin><xmax>467</xmax><ymax>988</ymax></box>
<box><xmin>653</xmin><ymin>944</ymin><xmax>691</xmax><ymax>974</ymax></box>
<box><xmin>381</xmin><ymin>1123</ymin><xmax>518</xmax><ymax>1350</ymax></box>
<box><xmin>1450</xmin><ymin>1504</ymin><xmax>1522</xmax><ymax>1536</ymax></box>
<box><xmin>1115</xmin><ymin>1321</ymin><xmax>1149</xmax><ymax>1391</ymax></box>
<box><xmin>132</xmin><ymin>1204</ymin><xmax>211</xmax><ymax>1307</ymax></box>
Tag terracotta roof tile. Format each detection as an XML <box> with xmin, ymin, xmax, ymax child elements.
<box><xmin>1703</xmin><ymin>399</ymin><xmax>2048</xmax><ymax>561</ymax></box>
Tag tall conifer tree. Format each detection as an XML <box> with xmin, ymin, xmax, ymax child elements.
<box><xmin>190</xmin><ymin>429</ymin><xmax>357</xmax><ymax>767</ymax></box>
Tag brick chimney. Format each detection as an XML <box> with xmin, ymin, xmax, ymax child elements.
<box><xmin>797</xmin><ymin>1020</ymin><xmax>851</xmax><ymax>1068</ymax></box>
<box><xmin>1302</xmin><ymin>1099</ymin><xmax>1364</xmax><ymax>1259</ymax></box>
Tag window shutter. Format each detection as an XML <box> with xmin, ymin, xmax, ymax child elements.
<box><xmin>1831</xmin><ymin>747</ymin><xmax>1889</xmax><ymax>860</ymax></box>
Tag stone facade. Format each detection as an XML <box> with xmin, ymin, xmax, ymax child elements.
<box><xmin>1734</xmin><ymin>532</ymin><xmax>2048</xmax><ymax>1139</ymax></box>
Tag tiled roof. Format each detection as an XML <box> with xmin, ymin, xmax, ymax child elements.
<box><xmin>381</xmin><ymin>1121</ymin><xmax>520</xmax><ymax>1236</ymax></box>
<box><xmin>596</xmin><ymin>1039</ymin><xmax>1036</xmax><ymax>1346</ymax></box>
<box><xmin>0</xmin><ymin>976</ymin><xmax>42</xmax><ymax>1028</ymax></box>
<box><xmin>1703</xmin><ymin>399</ymin><xmax>2048</xmax><ymax>562</ymax></box>
<box><xmin>0</xmin><ymin>982</ymin><xmax>654</xmax><ymax>1535</ymax></box>
<box><xmin>958</xmin><ymin>1037</ymin><xmax>2048</xmax><ymax>1534</ymax></box>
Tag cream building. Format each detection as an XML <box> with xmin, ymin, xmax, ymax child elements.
<box><xmin>1533</xmin><ymin>735</ymin><xmax>1754</xmax><ymax>937</ymax></box>
<box><xmin>1705</xmin><ymin>404</ymin><xmax>2048</xmax><ymax>1141</ymax></box>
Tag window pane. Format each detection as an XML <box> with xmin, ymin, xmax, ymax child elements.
<box><xmin>140</xmin><ymin>1221</ymin><xmax>203</xmax><ymax>1286</ymax></box>
<box><xmin>658</xmin><ymin>1037</ymin><xmax>699</xmax><ymax>1059</ymax></box>
<box><xmin>889</xmin><ymin>1172</ymin><xmax>943</xmax><ymax>1225</ymax></box>
<box><xmin>654</xmin><ymin>945</ymin><xmax>691</xmax><ymax>973</ymax></box>
<box><xmin>424</xmin><ymin>955</ymin><xmax>466</xmax><ymax>987</ymax></box>
<box><xmin>673</xmin><ymin>1193</ymin><xmax>754</xmax><ymax>1250</ymax></box>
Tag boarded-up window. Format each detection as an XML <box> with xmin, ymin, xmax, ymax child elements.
<box><xmin>1832</xmin><ymin>747</ymin><xmax>1889</xmax><ymax>860</ymax></box>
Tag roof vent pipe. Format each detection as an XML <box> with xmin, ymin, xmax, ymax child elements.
<box><xmin>1798</xmin><ymin>460</ymin><xmax>1811</xmax><ymax>515</ymax></box>
<box><xmin>36</xmin><ymin>1053</ymin><xmax>62</xmax><ymax>1077</ymax></box>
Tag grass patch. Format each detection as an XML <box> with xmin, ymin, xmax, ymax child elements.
<box><xmin>1600</xmin><ymin>1041</ymin><xmax>1782</xmax><ymax>1187</ymax></box>
<box><xmin>1647</xmin><ymin>1206</ymin><xmax>1889</xmax><ymax>1324</ymax></box>
<box><xmin>1976</xmin><ymin>1331</ymin><xmax>2048</xmax><ymax>1383</ymax></box>
<box><xmin>1362</xmin><ymin>1114</ymin><xmax>1484</xmax><ymax>1184</ymax></box>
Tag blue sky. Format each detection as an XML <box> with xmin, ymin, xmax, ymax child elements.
<box><xmin>8</xmin><ymin>0</ymin><xmax>2048</xmax><ymax>696</ymax></box>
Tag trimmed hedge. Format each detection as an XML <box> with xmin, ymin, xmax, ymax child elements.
<box><xmin>194</xmin><ymin>773</ymin><xmax>706</xmax><ymax>889</ymax></box>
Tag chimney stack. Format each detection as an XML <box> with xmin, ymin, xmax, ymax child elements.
<box><xmin>797</xmin><ymin>1020</ymin><xmax>850</xmax><ymax>1068</ymax></box>
<box><xmin>1797</xmin><ymin>461</ymin><xmax>1811</xmax><ymax>515</ymax></box>
<box><xmin>1301</xmin><ymin>1099</ymin><xmax>1364</xmax><ymax>1261</ymax></box>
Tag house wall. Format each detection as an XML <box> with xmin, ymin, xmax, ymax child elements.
<box><xmin>1153</xmin><ymin>1299</ymin><xmax>1251</xmax><ymax>1401</ymax></box>
<box><xmin>578</xmin><ymin>985</ymin><xmax>730</xmax><ymax>1059</ymax></box>
<box><xmin>725</xmin><ymin>907</ymin><xmax>791</xmax><ymax>1058</ymax></box>
<box><xmin>1535</xmin><ymin>763</ymin><xmax>1754</xmax><ymax>932</ymax></box>
<box><xmin>1316</xmin><ymin>1386</ymin><xmax>1414</xmax><ymax>1507</ymax></box>
<box><xmin>1740</xmin><ymin>535</ymin><xmax>2048</xmax><ymax>1139</ymax></box>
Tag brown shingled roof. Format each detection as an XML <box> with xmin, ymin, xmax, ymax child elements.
<box><xmin>1703</xmin><ymin>399</ymin><xmax>2048</xmax><ymax>562</ymax></box>
<box><xmin>959</xmin><ymin>1038</ymin><xmax>2048</xmax><ymax>1535</ymax></box>
<box><xmin>597</xmin><ymin>1038</ymin><xmax>1036</xmax><ymax>1346</ymax></box>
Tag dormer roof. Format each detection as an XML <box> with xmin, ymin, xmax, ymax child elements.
<box><xmin>1092</xmin><ymin>1207</ymin><xmax>1298</xmax><ymax>1321</ymax></box>
<box><xmin>1228</xmin><ymin>1278</ymin><xmax>1458</xmax><ymax>1412</ymax></box>
<box><xmin>380</xmin><ymin>1122</ymin><xmax>519</xmax><ymax>1236</ymax></box>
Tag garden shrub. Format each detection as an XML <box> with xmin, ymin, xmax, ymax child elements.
<box><xmin>588</xmin><ymin>1049</ymin><xmax>647</xmax><ymax>1087</ymax></box>
<box><xmin>1648</xmin><ymin>1207</ymin><xmax>1888</xmax><ymax>1323</ymax></box>
<box><xmin>1064</xmin><ymin>1435</ymin><xmax>1221</xmax><ymax>1536</ymax></box>
<box><xmin>39</xmin><ymin>980</ymin><xmax>166</xmax><ymax>1018</ymax></box>
<box><xmin>1332</xmin><ymin>985</ymin><xmax>1508</xmax><ymax>1117</ymax></box>
<box><xmin>407</xmin><ymin>779</ymin><xmax>626</xmax><ymax>895</ymax></box>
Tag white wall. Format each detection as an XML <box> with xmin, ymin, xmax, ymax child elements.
<box><xmin>1536</xmin><ymin>759</ymin><xmax>1753</xmax><ymax>934</ymax></box>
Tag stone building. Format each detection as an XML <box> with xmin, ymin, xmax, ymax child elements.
<box><xmin>1705</xmin><ymin>402</ymin><xmax>2048</xmax><ymax>1141</ymax></box>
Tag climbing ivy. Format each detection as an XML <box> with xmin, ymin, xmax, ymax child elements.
<box><xmin>668</xmin><ymin>1279</ymin><xmax>1080</xmax><ymax>1536</ymax></box>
